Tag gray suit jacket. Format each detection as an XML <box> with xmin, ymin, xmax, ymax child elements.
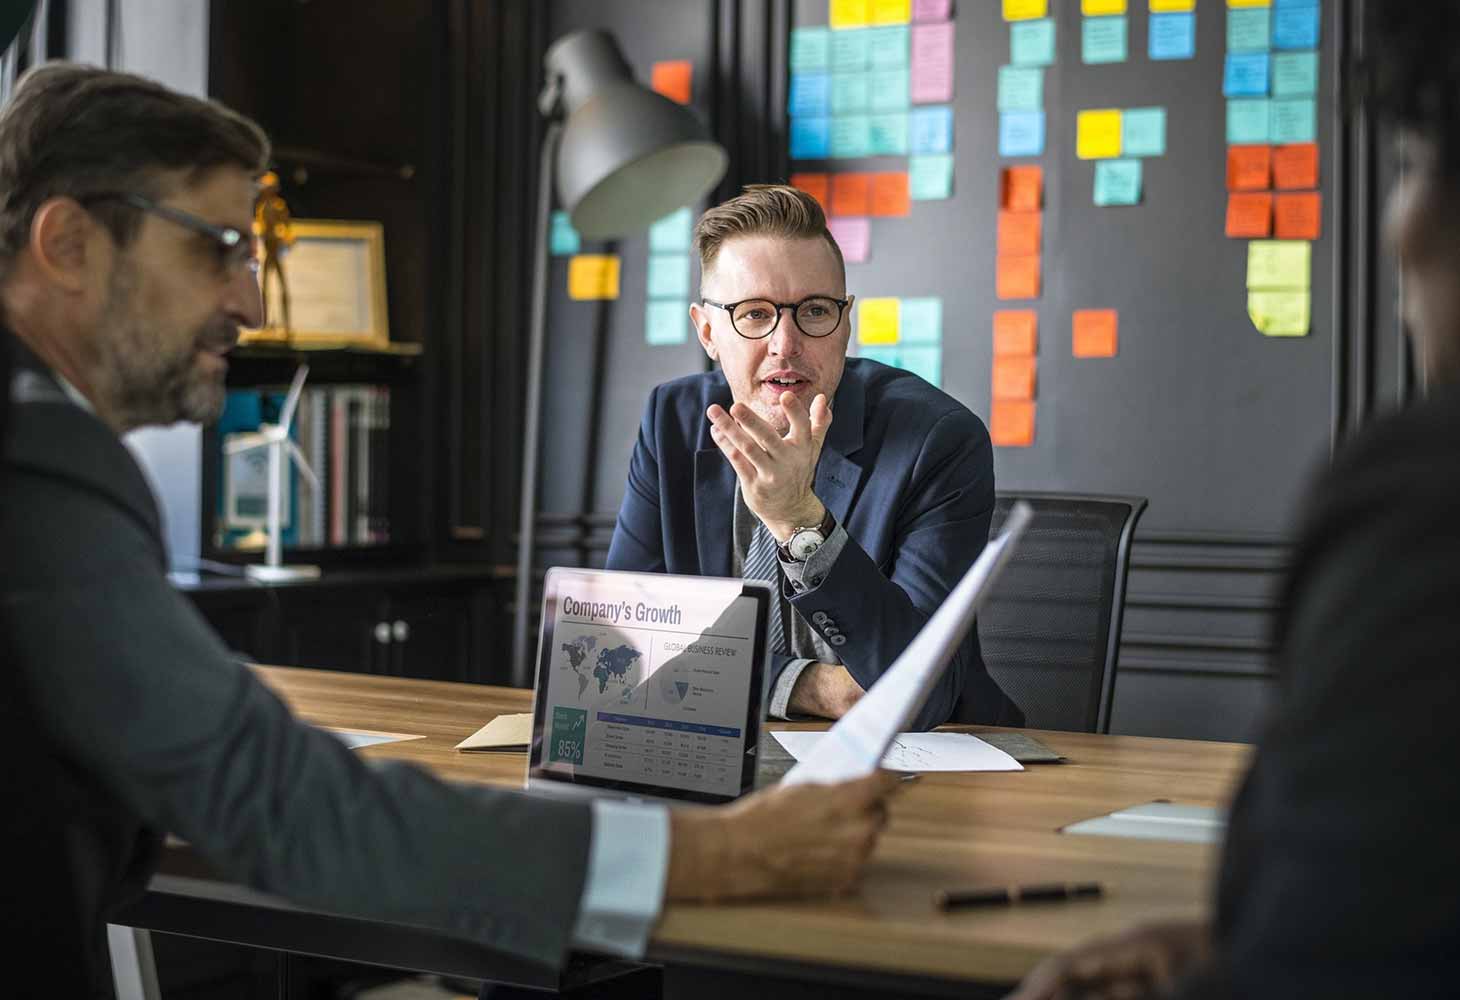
<box><xmin>0</xmin><ymin>360</ymin><xmax>593</xmax><ymax>980</ymax></box>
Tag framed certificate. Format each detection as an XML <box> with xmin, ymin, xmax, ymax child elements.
<box><xmin>242</xmin><ymin>219</ymin><xmax>391</xmax><ymax>350</ymax></box>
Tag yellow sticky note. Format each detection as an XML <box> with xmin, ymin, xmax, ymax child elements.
<box><xmin>830</xmin><ymin>0</ymin><xmax>871</xmax><ymax>28</ymax></box>
<box><xmin>1226</xmin><ymin>0</ymin><xmax>1270</xmax><ymax>7</ymax></box>
<box><xmin>567</xmin><ymin>254</ymin><xmax>621</xmax><ymax>300</ymax></box>
<box><xmin>1246</xmin><ymin>240</ymin><xmax>1311</xmax><ymax>290</ymax></box>
<box><xmin>871</xmin><ymin>0</ymin><xmax>912</xmax><ymax>24</ymax></box>
<box><xmin>1084</xmin><ymin>0</ymin><xmax>1127</xmax><ymax>13</ymax></box>
<box><xmin>1077</xmin><ymin>109</ymin><xmax>1123</xmax><ymax>160</ymax></box>
<box><xmin>1151</xmin><ymin>0</ymin><xmax>1196</xmax><ymax>10</ymax></box>
<box><xmin>1003</xmin><ymin>0</ymin><xmax>1048</xmax><ymax>21</ymax></box>
<box><xmin>1248</xmin><ymin>290</ymin><xmax>1311</xmax><ymax>337</ymax></box>
<box><xmin>857</xmin><ymin>297</ymin><xmax>901</xmax><ymax>345</ymax></box>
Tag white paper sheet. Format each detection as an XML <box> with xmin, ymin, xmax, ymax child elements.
<box><xmin>783</xmin><ymin>503</ymin><xmax>1034</xmax><ymax>786</ymax></box>
<box><xmin>1062</xmin><ymin>802</ymin><xmax>1227</xmax><ymax>844</ymax></box>
<box><xmin>772</xmin><ymin>730</ymin><xmax>1023</xmax><ymax>773</ymax></box>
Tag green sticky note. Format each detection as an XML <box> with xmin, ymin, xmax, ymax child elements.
<box><xmin>899</xmin><ymin>346</ymin><xmax>942</xmax><ymax>386</ymax></box>
<box><xmin>1121</xmin><ymin>107</ymin><xmax>1166</xmax><ymax>157</ymax></box>
<box><xmin>867</xmin><ymin>68</ymin><xmax>910</xmax><ymax>111</ymax></box>
<box><xmin>831</xmin><ymin>72</ymin><xmax>871</xmax><ymax>114</ymax></box>
<box><xmin>869</xmin><ymin>112</ymin><xmax>909</xmax><ymax>155</ymax></box>
<box><xmin>867</xmin><ymin>25</ymin><xmax>910</xmax><ymax>69</ymax></box>
<box><xmin>648</xmin><ymin>207</ymin><xmax>693</xmax><ymax>252</ymax></box>
<box><xmin>1011</xmin><ymin>18</ymin><xmax>1056</xmax><ymax>66</ymax></box>
<box><xmin>909</xmin><ymin>153</ymin><xmax>954</xmax><ymax>199</ymax></box>
<box><xmin>997</xmin><ymin>66</ymin><xmax>1044</xmax><ymax>112</ymax></box>
<box><xmin>857</xmin><ymin>345</ymin><xmax>900</xmax><ymax>367</ymax></box>
<box><xmin>899</xmin><ymin>297</ymin><xmax>943</xmax><ymax>344</ymax></box>
<box><xmin>1082</xmin><ymin>15</ymin><xmax>1127</xmax><ymax>65</ymax></box>
<box><xmin>549</xmin><ymin>211</ymin><xmax>580</xmax><ymax>256</ymax></box>
<box><xmin>1248</xmin><ymin>290</ymin><xmax>1310</xmax><ymax>337</ymax></box>
<box><xmin>831</xmin><ymin>28</ymin><xmax>870</xmax><ymax>71</ymax></box>
<box><xmin>1272</xmin><ymin>52</ymin><xmax>1318</xmax><ymax>97</ymax></box>
<box><xmin>1270</xmin><ymin>97</ymin><xmax>1316</xmax><ymax>142</ymax></box>
<box><xmin>1093</xmin><ymin>158</ymin><xmax>1142</xmax><ymax>206</ymax></box>
<box><xmin>645</xmin><ymin>300</ymin><xmax>689</xmax><ymax>345</ymax></box>
<box><xmin>1226</xmin><ymin>7</ymin><xmax>1270</xmax><ymax>53</ymax></box>
<box><xmin>831</xmin><ymin>115</ymin><xmax>873</xmax><ymax>158</ymax></box>
<box><xmin>1227</xmin><ymin>98</ymin><xmax>1271</xmax><ymax>144</ymax></box>
<box><xmin>1247</xmin><ymin>240</ymin><xmax>1312</xmax><ymax>290</ymax></box>
<box><xmin>791</xmin><ymin>26</ymin><xmax>831</xmax><ymax>71</ymax></box>
<box><xmin>647</xmin><ymin>254</ymin><xmax>691</xmax><ymax>299</ymax></box>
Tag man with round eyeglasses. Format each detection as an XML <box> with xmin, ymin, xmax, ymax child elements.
<box><xmin>606</xmin><ymin>184</ymin><xmax>1022</xmax><ymax>730</ymax></box>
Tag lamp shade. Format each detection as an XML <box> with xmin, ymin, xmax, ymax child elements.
<box><xmin>546</xmin><ymin>31</ymin><xmax>727</xmax><ymax>239</ymax></box>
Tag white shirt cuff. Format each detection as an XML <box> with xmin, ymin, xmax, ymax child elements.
<box><xmin>570</xmin><ymin>799</ymin><xmax>670</xmax><ymax>958</ymax></box>
<box><xmin>770</xmin><ymin>658</ymin><xmax>815</xmax><ymax>720</ymax></box>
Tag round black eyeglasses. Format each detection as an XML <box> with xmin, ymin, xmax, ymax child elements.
<box><xmin>700</xmin><ymin>295</ymin><xmax>849</xmax><ymax>340</ymax></box>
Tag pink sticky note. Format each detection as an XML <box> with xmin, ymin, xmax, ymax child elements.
<box><xmin>912</xmin><ymin>0</ymin><xmax>952</xmax><ymax>20</ymax></box>
<box><xmin>910</xmin><ymin>22</ymin><xmax>955</xmax><ymax>104</ymax></box>
<box><xmin>828</xmin><ymin>217</ymin><xmax>871</xmax><ymax>264</ymax></box>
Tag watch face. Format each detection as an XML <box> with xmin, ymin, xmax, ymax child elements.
<box><xmin>789</xmin><ymin>529</ymin><xmax>824</xmax><ymax>561</ymax></box>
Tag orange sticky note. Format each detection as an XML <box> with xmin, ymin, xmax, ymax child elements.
<box><xmin>996</xmin><ymin>254</ymin><xmax>1042</xmax><ymax>301</ymax></box>
<box><xmin>993</xmin><ymin>310</ymin><xmax>1038</xmax><ymax>356</ymax></box>
<box><xmin>997</xmin><ymin>210</ymin><xmax>1043</xmax><ymax>256</ymax></box>
<box><xmin>651</xmin><ymin>60</ymin><xmax>693</xmax><ymax>105</ymax></box>
<box><xmin>992</xmin><ymin>355</ymin><xmax>1038</xmax><ymax>401</ymax></box>
<box><xmin>1001</xmin><ymin>166</ymin><xmax>1044</xmax><ymax>211</ymax></box>
<box><xmin>1273</xmin><ymin>143</ymin><xmax>1320</xmax><ymax>190</ymax></box>
<box><xmin>1073</xmin><ymin>309</ymin><xmax>1118</xmax><ymax>358</ymax></box>
<box><xmin>791</xmin><ymin>172</ymin><xmax>830</xmax><ymax>213</ymax></box>
<box><xmin>831</xmin><ymin>172</ymin><xmax>871</xmax><ymax>217</ymax></box>
<box><xmin>1226</xmin><ymin>192</ymin><xmax>1273</xmax><ymax>238</ymax></box>
<box><xmin>1274</xmin><ymin>192</ymin><xmax>1322</xmax><ymax>240</ymax></box>
<box><xmin>990</xmin><ymin>400</ymin><xmax>1036</xmax><ymax>448</ymax></box>
<box><xmin>1226</xmin><ymin>145</ymin><xmax>1272</xmax><ymax>191</ymax></box>
<box><xmin>869</xmin><ymin>172</ymin><xmax>911</xmax><ymax>217</ymax></box>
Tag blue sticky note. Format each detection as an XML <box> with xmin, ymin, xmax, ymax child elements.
<box><xmin>1082</xmin><ymin>16</ymin><xmax>1127</xmax><ymax>65</ymax></box>
<box><xmin>1226</xmin><ymin>99</ymin><xmax>1271</xmax><ymax>144</ymax></box>
<box><xmin>899</xmin><ymin>297</ymin><xmax>942</xmax><ymax>344</ymax></box>
<box><xmin>858</xmin><ymin>345</ymin><xmax>900</xmax><ymax>367</ymax></box>
<box><xmin>645</xmin><ymin>301</ymin><xmax>689</xmax><ymax>346</ymax></box>
<box><xmin>899</xmin><ymin>346</ymin><xmax>941</xmax><ymax>386</ymax></box>
<box><xmin>909</xmin><ymin>154</ymin><xmax>954</xmax><ymax>199</ymax></box>
<box><xmin>789</xmin><ymin>73</ymin><xmax>831</xmax><ymax>117</ymax></box>
<box><xmin>647</xmin><ymin>254</ymin><xmax>691</xmax><ymax>299</ymax></box>
<box><xmin>648</xmin><ymin>207</ymin><xmax>693</xmax><ymax>252</ymax></box>
<box><xmin>1011</xmin><ymin>19</ymin><xmax>1056</xmax><ymax>67</ymax></box>
<box><xmin>1224</xmin><ymin>52</ymin><xmax>1271</xmax><ymax>98</ymax></box>
<box><xmin>869</xmin><ymin>112</ymin><xmax>909</xmax><ymax>155</ymax></box>
<box><xmin>1270</xmin><ymin>97</ymin><xmax>1316</xmax><ymax>143</ymax></box>
<box><xmin>867</xmin><ymin>26</ymin><xmax>910</xmax><ymax>69</ymax></box>
<box><xmin>997</xmin><ymin>66</ymin><xmax>1044</xmax><ymax>112</ymax></box>
<box><xmin>790</xmin><ymin>27</ymin><xmax>831</xmax><ymax>72</ymax></box>
<box><xmin>867</xmin><ymin>69</ymin><xmax>910</xmax><ymax>111</ymax></box>
<box><xmin>549</xmin><ymin>211</ymin><xmax>579</xmax><ymax>256</ymax></box>
<box><xmin>1093</xmin><ymin>159</ymin><xmax>1142</xmax><ymax>206</ymax></box>
<box><xmin>1149</xmin><ymin>12</ymin><xmax>1196</xmax><ymax>60</ymax></box>
<box><xmin>831</xmin><ymin>115</ymin><xmax>873</xmax><ymax>158</ymax></box>
<box><xmin>909</xmin><ymin>105</ymin><xmax>955</xmax><ymax>154</ymax></box>
<box><xmin>831</xmin><ymin>73</ymin><xmax>871</xmax><ymax>114</ymax></box>
<box><xmin>1272</xmin><ymin>51</ymin><xmax>1318</xmax><ymax>97</ymax></box>
<box><xmin>998</xmin><ymin>111</ymin><xmax>1045</xmax><ymax>158</ymax></box>
<box><xmin>1272</xmin><ymin>2</ymin><xmax>1320</xmax><ymax>50</ymax></box>
<box><xmin>830</xmin><ymin>29</ymin><xmax>871</xmax><ymax>71</ymax></box>
<box><xmin>790</xmin><ymin>117</ymin><xmax>831</xmax><ymax>159</ymax></box>
<box><xmin>1121</xmin><ymin>107</ymin><xmax>1166</xmax><ymax>157</ymax></box>
<box><xmin>1227</xmin><ymin>8</ymin><xmax>1270</xmax><ymax>53</ymax></box>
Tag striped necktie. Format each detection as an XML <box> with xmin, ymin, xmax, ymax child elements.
<box><xmin>742</xmin><ymin>520</ymin><xmax>789</xmax><ymax>655</ymax></box>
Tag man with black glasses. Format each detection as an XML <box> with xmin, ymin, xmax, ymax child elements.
<box><xmin>606</xmin><ymin>185</ymin><xmax>1022</xmax><ymax>730</ymax></box>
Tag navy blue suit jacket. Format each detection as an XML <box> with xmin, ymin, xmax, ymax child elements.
<box><xmin>605</xmin><ymin>358</ymin><xmax>1022</xmax><ymax>730</ymax></box>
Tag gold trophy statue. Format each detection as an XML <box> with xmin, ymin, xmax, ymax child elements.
<box><xmin>253</xmin><ymin>171</ymin><xmax>296</xmax><ymax>340</ymax></box>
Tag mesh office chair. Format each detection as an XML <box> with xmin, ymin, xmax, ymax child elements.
<box><xmin>958</xmin><ymin>492</ymin><xmax>1147</xmax><ymax>733</ymax></box>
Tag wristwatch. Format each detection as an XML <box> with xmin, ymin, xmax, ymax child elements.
<box><xmin>779</xmin><ymin>508</ymin><xmax>837</xmax><ymax>563</ymax></box>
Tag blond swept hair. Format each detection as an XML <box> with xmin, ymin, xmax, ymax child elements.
<box><xmin>693</xmin><ymin>184</ymin><xmax>845</xmax><ymax>284</ymax></box>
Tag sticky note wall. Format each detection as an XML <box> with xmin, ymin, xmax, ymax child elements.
<box><xmin>643</xmin><ymin>206</ymin><xmax>693</xmax><ymax>345</ymax></box>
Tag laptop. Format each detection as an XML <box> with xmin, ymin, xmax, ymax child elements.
<box><xmin>525</xmin><ymin>568</ymin><xmax>774</xmax><ymax>805</ymax></box>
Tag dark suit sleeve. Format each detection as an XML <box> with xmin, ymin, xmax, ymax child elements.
<box><xmin>605</xmin><ymin>385</ymin><xmax>666</xmax><ymax>573</ymax></box>
<box><xmin>1</xmin><ymin>472</ymin><xmax>593</xmax><ymax>969</ymax></box>
<box><xmin>789</xmin><ymin>408</ymin><xmax>994</xmax><ymax>730</ymax></box>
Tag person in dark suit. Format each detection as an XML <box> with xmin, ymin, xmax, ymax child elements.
<box><xmin>607</xmin><ymin>186</ymin><xmax>1022</xmax><ymax>730</ymax></box>
<box><xmin>0</xmin><ymin>65</ymin><xmax>898</xmax><ymax>998</ymax></box>
<box><xmin>1010</xmin><ymin>6</ymin><xmax>1460</xmax><ymax>999</ymax></box>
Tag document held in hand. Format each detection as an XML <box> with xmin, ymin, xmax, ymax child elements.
<box><xmin>783</xmin><ymin>502</ymin><xmax>1034</xmax><ymax>786</ymax></box>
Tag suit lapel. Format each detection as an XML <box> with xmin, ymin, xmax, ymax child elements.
<box><xmin>694</xmin><ymin>447</ymin><xmax>736</xmax><ymax>578</ymax></box>
<box><xmin>815</xmin><ymin>365</ymin><xmax>866</xmax><ymax>525</ymax></box>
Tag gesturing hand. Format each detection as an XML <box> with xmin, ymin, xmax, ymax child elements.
<box><xmin>707</xmin><ymin>391</ymin><xmax>833</xmax><ymax>542</ymax></box>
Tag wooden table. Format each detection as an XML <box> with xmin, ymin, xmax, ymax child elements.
<box><xmin>118</xmin><ymin>667</ymin><xmax>1251</xmax><ymax>998</ymax></box>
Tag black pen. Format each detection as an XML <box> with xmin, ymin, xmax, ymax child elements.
<box><xmin>934</xmin><ymin>882</ymin><xmax>1103</xmax><ymax>910</ymax></box>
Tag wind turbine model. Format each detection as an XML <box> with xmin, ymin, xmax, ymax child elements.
<box><xmin>225</xmin><ymin>365</ymin><xmax>322</xmax><ymax>582</ymax></box>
